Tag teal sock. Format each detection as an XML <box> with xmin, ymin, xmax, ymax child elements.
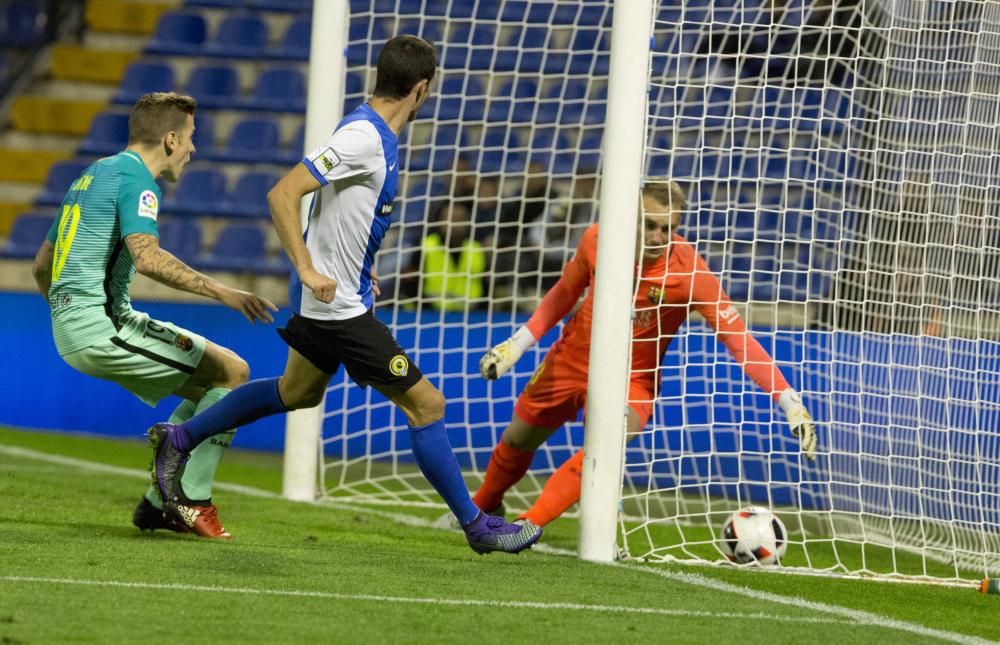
<box><xmin>145</xmin><ymin>399</ymin><xmax>198</xmax><ymax>509</ymax></box>
<box><xmin>179</xmin><ymin>388</ymin><xmax>235</xmax><ymax>502</ymax></box>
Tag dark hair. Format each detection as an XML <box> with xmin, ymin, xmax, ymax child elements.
<box><xmin>129</xmin><ymin>92</ymin><xmax>197</xmax><ymax>145</ymax></box>
<box><xmin>373</xmin><ymin>35</ymin><xmax>437</xmax><ymax>99</ymax></box>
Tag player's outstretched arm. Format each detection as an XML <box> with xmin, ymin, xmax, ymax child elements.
<box><xmin>480</xmin><ymin>232</ymin><xmax>592</xmax><ymax>380</ymax></box>
<box><xmin>31</xmin><ymin>240</ymin><xmax>54</xmax><ymax>300</ymax></box>
<box><xmin>268</xmin><ymin>163</ymin><xmax>336</xmax><ymax>304</ymax></box>
<box><xmin>690</xmin><ymin>253</ymin><xmax>816</xmax><ymax>461</ymax></box>
<box><xmin>125</xmin><ymin>233</ymin><xmax>277</xmax><ymax>323</ymax></box>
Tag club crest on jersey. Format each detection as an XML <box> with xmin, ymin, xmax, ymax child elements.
<box><xmin>389</xmin><ymin>355</ymin><xmax>409</xmax><ymax>377</ymax></box>
<box><xmin>174</xmin><ymin>334</ymin><xmax>194</xmax><ymax>352</ymax></box>
<box><xmin>647</xmin><ymin>285</ymin><xmax>664</xmax><ymax>305</ymax></box>
<box><xmin>315</xmin><ymin>147</ymin><xmax>342</xmax><ymax>173</ymax></box>
<box><xmin>137</xmin><ymin>190</ymin><xmax>158</xmax><ymax>220</ymax></box>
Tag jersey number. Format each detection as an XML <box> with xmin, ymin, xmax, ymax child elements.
<box><xmin>52</xmin><ymin>203</ymin><xmax>82</xmax><ymax>282</ymax></box>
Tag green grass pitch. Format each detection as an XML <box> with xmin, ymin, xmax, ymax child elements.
<box><xmin>1</xmin><ymin>426</ymin><xmax>998</xmax><ymax>644</ymax></box>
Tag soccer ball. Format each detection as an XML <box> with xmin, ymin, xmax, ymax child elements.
<box><xmin>719</xmin><ymin>506</ymin><xmax>788</xmax><ymax>565</ymax></box>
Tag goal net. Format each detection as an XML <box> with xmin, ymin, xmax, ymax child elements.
<box><xmin>310</xmin><ymin>0</ymin><xmax>1000</xmax><ymax>583</ymax></box>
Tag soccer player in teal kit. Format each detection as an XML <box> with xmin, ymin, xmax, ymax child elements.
<box><xmin>31</xmin><ymin>92</ymin><xmax>277</xmax><ymax>538</ymax></box>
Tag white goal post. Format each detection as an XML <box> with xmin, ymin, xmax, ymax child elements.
<box><xmin>282</xmin><ymin>0</ymin><xmax>1000</xmax><ymax>584</ymax></box>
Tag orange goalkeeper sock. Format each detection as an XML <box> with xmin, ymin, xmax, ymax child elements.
<box><xmin>472</xmin><ymin>442</ymin><xmax>534</xmax><ymax>512</ymax></box>
<box><xmin>519</xmin><ymin>449</ymin><xmax>584</xmax><ymax>527</ymax></box>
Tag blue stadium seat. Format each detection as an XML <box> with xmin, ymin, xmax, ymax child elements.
<box><xmin>214</xmin><ymin>117</ymin><xmax>281</xmax><ymax>163</ymax></box>
<box><xmin>0</xmin><ymin>1</ymin><xmax>45</xmax><ymax>48</ymax></box>
<box><xmin>481</xmin><ymin>125</ymin><xmax>521</xmax><ymax>153</ymax></box>
<box><xmin>146</xmin><ymin>11</ymin><xmax>208</xmax><ymax>55</ymax></box>
<box><xmin>190</xmin><ymin>0</ymin><xmax>309</xmax><ymax>7</ymax></box>
<box><xmin>79</xmin><ymin>112</ymin><xmax>130</xmax><ymax>156</ymax></box>
<box><xmin>435</xmin><ymin>75</ymin><xmax>484</xmax><ymax>121</ymax></box>
<box><xmin>248</xmin><ymin>0</ymin><xmax>311</xmax><ymax>10</ymax></box>
<box><xmin>345</xmin><ymin>71</ymin><xmax>364</xmax><ymax>98</ymax></box>
<box><xmin>397</xmin><ymin>17</ymin><xmax>443</xmax><ymax>43</ymax></box>
<box><xmin>375</xmin><ymin>0</ymin><xmax>424</xmax><ymax>14</ymax></box>
<box><xmin>2</xmin><ymin>213</ymin><xmax>52</xmax><ymax>259</ymax></box>
<box><xmin>204</xmin><ymin>14</ymin><xmax>269</xmax><ymax>58</ymax></box>
<box><xmin>114</xmin><ymin>61</ymin><xmax>176</xmax><ymax>104</ymax></box>
<box><xmin>192</xmin><ymin>111</ymin><xmax>216</xmax><ymax>157</ymax></box>
<box><xmin>37</xmin><ymin>161</ymin><xmax>89</xmax><ymax>206</ymax></box>
<box><xmin>199</xmin><ymin>223</ymin><xmax>267</xmax><ymax>272</ymax></box>
<box><xmin>487</xmin><ymin>77</ymin><xmax>539</xmax><ymax>123</ymax></box>
<box><xmin>503</xmin><ymin>2</ymin><xmax>554</xmax><ymax>23</ymax></box>
<box><xmin>156</xmin><ymin>219</ymin><xmax>202</xmax><ymax>263</ymax></box>
<box><xmin>272</xmin><ymin>14</ymin><xmax>310</xmax><ymax>60</ymax></box>
<box><xmin>162</xmin><ymin>168</ymin><xmax>228</xmax><ymax>216</ymax></box>
<box><xmin>276</xmin><ymin>123</ymin><xmax>305</xmax><ymax>165</ymax></box>
<box><xmin>242</xmin><ymin>68</ymin><xmax>305</xmax><ymax>112</ymax></box>
<box><xmin>220</xmin><ymin>171</ymin><xmax>280</xmax><ymax>218</ymax></box>
<box><xmin>347</xmin><ymin>18</ymin><xmax>389</xmax><ymax>65</ymax></box>
<box><xmin>530</xmin><ymin>126</ymin><xmax>570</xmax><ymax>153</ymax></box>
<box><xmin>185</xmin><ymin>64</ymin><xmax>241</xmax><ymax>109</ymax></box>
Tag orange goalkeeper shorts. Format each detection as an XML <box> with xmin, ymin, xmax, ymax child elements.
<box><xmin>513</xmin><ymin>348</ymin><xmax>655</xmax><ymax>430</ymax></box>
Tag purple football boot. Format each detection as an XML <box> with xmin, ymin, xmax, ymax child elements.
<box><xmin>147</xmin><ymin>422</ymin><xmax>191</xmax><ymax>503</ymax></box>
<box><xmin>463</xmin><ymin>511</ymin><xmax>542</xmax><ymax>554</ymax></box>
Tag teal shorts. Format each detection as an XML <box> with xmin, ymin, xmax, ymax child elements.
<box><xmin>61</xmin><ymin>311</ymin><xmax>207</xmax><ymax>407</ymax></box>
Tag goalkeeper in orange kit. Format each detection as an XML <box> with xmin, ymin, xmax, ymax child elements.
<box><xmin>471</xmin><ymin>179</ymin><xmax>817</xmax><ymax>528</ymax></box>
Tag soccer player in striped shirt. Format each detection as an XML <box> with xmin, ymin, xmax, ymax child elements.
<box><xmin>473</xmin><ymin>179</ymin><xmax>817</xmax><ymax>527</ymax></box>
<box><xmin>148</xmin><ymin>36</ymin><xmax>542</xmax><ymax>554</ymax></box>
<box><xmin>31</xmin><ymin>93</ymin><xmax>278</xmax><ymax>539</ymax></box>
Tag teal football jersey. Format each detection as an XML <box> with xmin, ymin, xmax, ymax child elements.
<box><xmin>46</xmin><ymin>150</ymin><xmax>161</xmax><ymax>355</ymax></box>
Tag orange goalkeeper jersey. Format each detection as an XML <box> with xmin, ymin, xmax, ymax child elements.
<box><xmin>525</xmin><ymin>224</ymin><xmax>790</xmax><ymax>400</ymax></box>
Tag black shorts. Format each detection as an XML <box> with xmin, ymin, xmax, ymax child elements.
<box><xmin>277</xmin><ymin>311</ymin><xmax>423</xmax><ymax>391</ymax></box>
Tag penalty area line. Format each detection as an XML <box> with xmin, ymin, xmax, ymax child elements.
<box><xmin>0</xmin><ymin>575</ymin><xmax>848</xmax><ymax>625</ymax></box>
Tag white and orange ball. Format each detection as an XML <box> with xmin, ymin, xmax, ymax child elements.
<box><xmin>719</xmin><ymin>506</ymin><xmax>787</xmax><ymax>565</ymax></box>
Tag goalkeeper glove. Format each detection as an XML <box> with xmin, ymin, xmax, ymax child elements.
<box><xmin>479</xmin><ymin>326</ymin><xmax>537</xmax><ymax>380</ymax></box>
<box><xmin>778</xmin><ymin>389</ymin><xmax>817</xmax><ymax>462</ymax></box>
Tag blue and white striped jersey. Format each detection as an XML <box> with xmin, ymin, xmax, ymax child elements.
<box><xmin>291</xmin><ymin>104</ymin><xmax>399</xmax><ymax>320</ymax></box>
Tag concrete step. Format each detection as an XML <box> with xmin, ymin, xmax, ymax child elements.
<box><xmin>0</xmin><ymin>131</ymin><xmax>81</xmax><ymax>150</ymax></box>
<box><xmin>0</xmin><ymin>181</ymin><xmax>42</xmax><ymax>205</ymax></box>
<box><xmin>0</xmin><ymin>148</ymin><xmax>74</xmax><ymax>183</ymax></box>
<box><xmin>85</xmin><ymin>0</ymin><xmax>179</xmax><ymax>36</ymax></box>
<box><xmin>51</xmin><ymin>45</ymin><xmax>138</xmax><ymax>84</ymax></box>
<box><xmin>11</xmin><ymin>96</ymin><xmax>107</xmax><ymax>136</ymax></box>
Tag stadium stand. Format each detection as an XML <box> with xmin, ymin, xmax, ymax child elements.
<box><xmin>146</xmin><ymin>11</ymin><xmax>208</xmax><ymax>56</ymax></box>
<box><xmin>203</xmin><ymin>14</ymin><xmax>269</xmax><ymax>59</ymax></box>
<box><xmin>1</xmin><ymin>212</ymin><xmax>51</xmax><ymax>259</ymax></box>
<box><xmin>37</xmin><ymin>161</ymin><xmax>91</xmax><ymax>207</ymax></box>
<box><xmin>79</xmin><ymin>112</ymin><xmax>130</xmax><ymax>157</ymax></box>
<box><xmin>0</xmin><ymin>0</ymin><xmax>839</xmax><ymax>297</ymax></box>
<box><xmin>198</xmin><ymin>221</ymin><xmax>267</xmax><ymax>273</ymax></box>
<box><xmin>157</xmin><ymin>218</ymin><xmax>203</xmax><ymax>264</ymax></box>
<box><xmin>114</xmin><ymin>61</ymin><xmax>176</xmax><ymax>104</ymax></box>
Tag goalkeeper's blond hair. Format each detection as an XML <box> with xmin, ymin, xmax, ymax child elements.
<box><xmin>642</xmin><ymin>177</ymin><xmax>686</xmax><ymax>211</ymax></box>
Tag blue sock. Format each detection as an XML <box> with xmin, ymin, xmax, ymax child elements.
<box><xmin>180</xmin><ymin>378</ymin><xmax>288</xmax><ymax>446</ymax></box>
<box><xmin>409</xmin><ymin>420</ymin><xmax>480</xmax><ymax>526</ymax></box>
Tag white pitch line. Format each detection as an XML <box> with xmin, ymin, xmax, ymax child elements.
<box><xmin>0</xmin><ymin>444</ymin><xmax>991</xmax><ymax>644</ymax></box>
<box><xmin>0</xmin><ymin>575</ymin><xmax>847</xmax><ymax>625</ymax></box>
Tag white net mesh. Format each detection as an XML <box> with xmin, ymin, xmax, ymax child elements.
<box><xmin>319</xmin><ymin>0</ymin><xmax>1000</xmax><ymax>582</ymax></box>
<box><xmin>625</xmin><ymin>0</ymin><xmax>1000</xmax><ymax>582</ymax></box>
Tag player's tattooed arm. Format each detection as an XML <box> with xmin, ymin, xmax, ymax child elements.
<box><xmin>125</xmin><ymin>233</ymin><xmax>277</xmax><ymax>323</ymax></box>
<box><xmin>32</xmin><ymin>240</ymin><xmax>54</xmax><ymax>301</ymax></box>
